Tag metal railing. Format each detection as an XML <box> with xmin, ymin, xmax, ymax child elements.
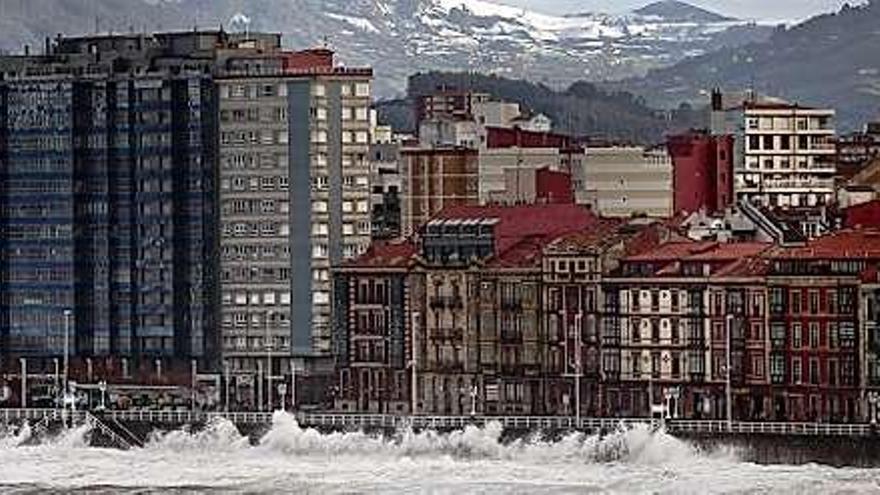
<box><xmin>0</xmin><ymin>409</ymin><xmax>876</xmax><ymax>437</ymax></box>
<box><xmin>85</xmin><ymin>412</ymin><xmax>135</xmax><ymax>450</ymax></box>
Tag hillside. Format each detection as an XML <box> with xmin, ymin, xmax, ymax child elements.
<box><xmin>615</xmin><ymin>1</ymin><xmax>880</xmax><ymax>130</ymax></box>
<box><xmin>376</xmin><ymin>72</ymin><xmax>704</xmax><ymax>143</ymax></box>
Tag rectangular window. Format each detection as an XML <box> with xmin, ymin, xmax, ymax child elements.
<box><xmin>791</xmin><ymin>290</ymin><xmax>802</xmax><ymax>314</ymax></box>
<box><xmin>752</xmin><ymin>355</ymin><xmax>763</xmax><ymax>377</ymax></box>
<box><xmin>809</xmin><ymin>322</ymin><xmax>820</xmax><ymax>348</ymax></box>
<box><xmin>771</xmin><ymin>323</ymin><xmax>786</xmax><ymax>348</ymax></box>
<box><xmin>792</xmin><ymin>323</ymin><xmax>802</xmax><ymax>348</ymax></box>
<box><xmin>771</xmin><ymin>355</ymin><xmax>785</xmax><ymax>382</ymax></box>
<box><xmin>355</xmin><ymin>83</ymin><xmax>370</xmax><ymax>97</ymax></box>
<box><xmin>792</xmin><ymin>358</ymin><xmax>802</xmax><ymax>384</ymax></box>
<box><xmin>809</xmin><ymin>358</ymin><xmax>820</xmax><ymax>385</ymax></box>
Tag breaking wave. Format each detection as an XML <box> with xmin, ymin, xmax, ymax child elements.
<box><xmin>0</xmin><ymin>422</ymin><xmax>31</xmax><ymax>448</ymax></box>
<box><xmin>142</xmin><ymin>411</ymin><xmax>730</xmax><ymax>465</ymax></box>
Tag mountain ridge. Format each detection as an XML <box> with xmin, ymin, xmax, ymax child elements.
<box><xmin>613</xmin><ymin>1</ymin><xmax>880</xmax><ymax>130</ymax></box>
<box><xmin>0</xmin><ymin>0</ymin><xmax>772</xmax><ymax>97</ymax></box>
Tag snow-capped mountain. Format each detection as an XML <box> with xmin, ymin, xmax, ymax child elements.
<box><xmin>0</xmin><ymin>0</ymin><xmax>773</xmax><ymax>96</ymax></box>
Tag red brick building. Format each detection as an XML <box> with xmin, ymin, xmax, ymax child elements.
<box><xmin>667</xmin><ymin>131</ymin><xmax>735</xmax><ymax>215</ymax></box>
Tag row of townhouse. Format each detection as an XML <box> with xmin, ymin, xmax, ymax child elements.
<box><xmin>332</xmin><ymin>203</ymin><xmax>880</xmax><ymax>422</ymax></box>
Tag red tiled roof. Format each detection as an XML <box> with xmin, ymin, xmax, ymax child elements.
<box><xmin>623</xmin><ymin>240</ymin><xmax>711</xmax><ymax>262</ymax></box>
<box><xmin>712</xmin><ymin>256</ymin><xmax>771</xmax><ymax>278</ymax></box>
<box><xmin>769</xmin><ymin>228</ymin><xmax>880</xmax><ymax>260</ymax></box>
<box><xmin>544</xmin><ymin>219</ymin><xmax>625</xmax><ymax>252</ymax></box>
<box><xmin>344</xmin><ymin>240</ymin><xmax>417</xmax><ymax>269</ymax></box>
<box><xmin>683</xmin><ymin>242</ymin><xmax>771</xmax><ymax>261</ymax></box>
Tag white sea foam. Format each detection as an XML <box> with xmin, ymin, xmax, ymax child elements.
<box><xmin>0</xmin><ymin>412</ymin><xmax>876</xmax><ymax>493</ymax></box>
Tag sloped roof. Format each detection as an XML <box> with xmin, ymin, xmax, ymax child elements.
<box><xmin>623</xmin><ymin>240</ymin><xmax>713</xmax><ymax>262</ymax></box>
<box><xmin>343</xmin><ymin>239</ymin><xmax>417</xmax><ymax>269</ymax></box>
<box><xmin>768</xmin><ymin>228</ymin><xmax>880</xmax><ymax>260</ymax></box>
<box><xmin>713</xmin><ymin>256</ymin><xmax>771</xmax><ymax>278</ymax></box>
<box><xmin>683</xmin><ymin>242</ymin><xmax>771</xmax><ymax>261</ymax></box>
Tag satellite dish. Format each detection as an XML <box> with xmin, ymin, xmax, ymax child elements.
<box><xmin>0</xmin><ymin>385</ymin><xmax>11</xmax><ymax>402</ymax></box>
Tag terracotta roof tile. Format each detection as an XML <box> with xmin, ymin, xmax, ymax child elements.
<box><xmin>769</xmin><ymin>228</ymin><xmax>880</xmax><ymax>260</ymax></box>
<box><xmin>344</xmin><ymin>240</ymin><xmax>417</xmax><ymax>268</ymax></box>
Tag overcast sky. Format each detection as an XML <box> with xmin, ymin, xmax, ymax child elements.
<box><xmin>503</xmin><ymin>0</ymin><xmax>862</xmax><ymax>21</ymax></box>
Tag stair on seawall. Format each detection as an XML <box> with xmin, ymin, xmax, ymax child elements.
<box><xmin>86</xmin><ymin>413</ymin><xmax>145</xmax><ymax>449</ymax></box>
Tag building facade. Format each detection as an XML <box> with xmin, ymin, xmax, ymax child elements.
<box><xmin>215</xmin><ymin>49</ymin><xmax>374</xmax><ymax>408</ymax></box>
<box><xmin>736</xmin><ymin>103</ymin><xmax>837</xmax><ymax>209</ymax></box>
<box><xmin>400</xmin><ymin>147</ymin><xmax>479</xmax><ymax>237</ymax></box>
<box><xmin>580</xmin><ymin>147</ymin><xmax>673</xmax><ymax>218</ymax></box>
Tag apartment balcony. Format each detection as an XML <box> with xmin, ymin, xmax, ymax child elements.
<box><xmin>500</xmin><ymin>330</ymin><xmax>523</xmax><ymax>343</ymax></box>
<box><xmin>431</xmin><ymin>327</ymin><xmax>464</xmax><ymax>341</ymax></box>
<box><xmin>500</xmin><ymin>299</ymin><xmax>523</xmax><ymax>311</ymax></box>
<box><xmin>738</xmin><ymin>178</ymin><xmax>835</xmax><ymax>192</ymax></box>
<box><xmin>429</xmin><ymin>296</ymin><xmax>464</xmax><ymax>310</ymax></box>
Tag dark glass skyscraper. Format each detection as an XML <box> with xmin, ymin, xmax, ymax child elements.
<box><xmin>0</xmin><ymin>34</ymin><xmax>220</xmax><ymax>381</ymax></box>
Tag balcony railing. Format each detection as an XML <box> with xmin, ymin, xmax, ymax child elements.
<box><xmin>430</xmin><ymin>296</ymin><xmax>464</xmax><ymax>310</ymax></box>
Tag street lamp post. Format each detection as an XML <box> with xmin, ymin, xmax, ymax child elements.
<box><xmin>278</xmin><ymin>383</ymin><xmax>288</xmax><ymax>412</ymax></box>
<box><xmin>468</xmin><ymin>384</ymin><xmax>478</xmax><ymax>416</ymax></box>
<box><xmin>725</xmin><ymin>314</ymin><xmax>734</xmax><ymax>429</ymax></box>
<box><xmin>410</xmin><ymin>311</ymin><xmax>420</xmax><ymax>415</ymax></box>
<box><xmin>265</xmin><ymin>312</ymin><xmax>273</xmax><ymax>412</ymax></box>
<box><xmin>644</xmin><ymin>354</ymin><xmax>653</xmax><ymax>418</ymax></box>
<box><xmin>224</xmin><ymin>360</ymin><xmax>231</xmax><ymax>412</ymax></box>
<box><xmin>191</xmin><ymin>359</ymin><xmax>197</xmax><ymax>411</ymax></box>
<box><xmin>868</xmin><ymin>392</ymin><xmax>880</xmax><ymax>425</ymax></box>
<box><xmin>63</xmin><ymin>309</ymin><xmax>72</xmax><ymax>407</ymax></box>
<box><xmin>19</xmin><ymin>358</ymin><xmax>26</xmax><ymax>408</ymax></box>
<box><xmin>256</xmin><ymin>361</ymin><xmax>263</xmax><ymax>412</ymax></box>
<box><xmin>290</xmin><ymin>360</ymin><xmax>297</xmax><ymax>411</ymax></box>
<box><xmin>573</xmin><ymin>312</ymin><xmax>583</xmax><ymax>425</ymax></box>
